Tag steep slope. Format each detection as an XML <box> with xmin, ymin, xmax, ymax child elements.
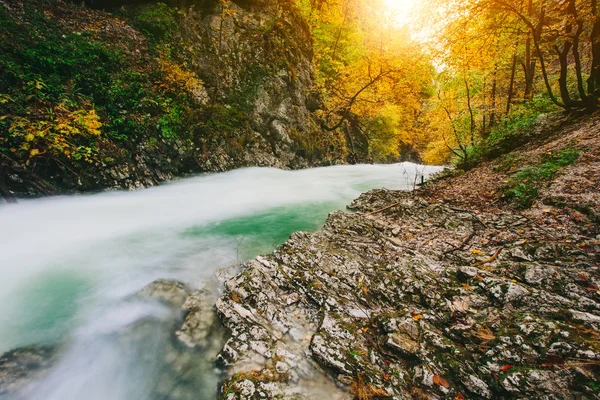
<box><xmin>0</xmin><ymin>0</ymin><xmax>340</xmax><ymax>199</ymax></box>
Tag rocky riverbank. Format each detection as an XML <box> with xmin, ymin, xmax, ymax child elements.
<box><xmin>212</xmin><ymin>116</ymin><xmax>600</xmax><ymax>399</ymax></box>
<box><xmin>214</xmin><ymin>189</ymin><xmax>599</xmax><ymax>399</ymax></box>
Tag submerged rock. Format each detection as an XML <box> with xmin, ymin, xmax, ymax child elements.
<box><xmin>0</xmin><ymin>346</ymin><xmax>58</xmax><ymax>399</ymax></box>
<box><xmin>215</xmin><ymin>189</ymin><xmax>600</xmax><ymax>399</ymax></box>
<box><xmin>137</xmin><ymin>278</ymin><xmax>192</xmax><ymax>309</ymax></box>
<box><xmin>176</xmin><ymin>284</ymin><xmax>217</xmax><ymax>349</ymax></box>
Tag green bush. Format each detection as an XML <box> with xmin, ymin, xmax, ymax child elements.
<box><xmin>504</xmin><ymin>148</ymin><xmax>581</xmax><ymax>208</ymax></box>
<box><xmin>134</xmin><ymin>3</ymin><xmax>178</xmax><ymax>41</ymax></box>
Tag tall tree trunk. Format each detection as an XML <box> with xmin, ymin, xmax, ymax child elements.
<box><xmin>588</xmin><ymin>0</ymin><xmax>600</xmax><ymax>107</ymax></box>
<box><xmin>572</xmin><ymin>11</ymin><xmax>589</xmax><ymax>104</ymax></box>
<box><xmin>464</xmin><ymin>75</ymin><xmax>476</xmax><ymax>146</ymax></box>
<box><xmin>489</xmin><ymin>65</ymin><xmax>497</xmax><ymax>130</ymax></box>
<box><xmin>533</xmin><ymin>5</ymin><xmax>565</xmax><ymax>108</ymax></box>
<box><xmin>507</xmin><ymin>46</ymin><xmax>518</xmax><ymax>116</ymax></box>
<box><xmin>555</xmin><ymin>0</ymin><xmax>586</xmax><ymax>110</ymax></box>
<box><xmin>332</xmin><ymin>0</ymin><xmax>351</xmax><ymax>60</ymax></box>
<box><xmin>523</xmin><ymin>0</ymin><xmax>536</xmax><ymax>102</ymax></box>
<box><xmin>482</xmin><ymin>77</ymin><xmax>487</xmax><ymax>135</ymax></box>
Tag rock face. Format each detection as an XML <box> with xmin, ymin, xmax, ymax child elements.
<box><xmin>175</xmin><ymin>0</ymin><xmax>320</xmax><ymax>172</ymax></box>
<box><xmin>215</xmin><ymin>189</ymin><xmax>600</xmax><ymax>399</ymax></box>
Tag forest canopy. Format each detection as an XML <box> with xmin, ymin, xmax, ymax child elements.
<box><xmin>300</xmin><ymin>0</ymin><xmax>600</xmax><ymax>166</ymax></box>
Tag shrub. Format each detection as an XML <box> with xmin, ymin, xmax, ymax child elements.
<box><xmin>504</xmin><ymin>148</ymin><xmax>581</xmax><ymax>208</ymax></box>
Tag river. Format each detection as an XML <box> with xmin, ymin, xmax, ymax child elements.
<box><xmin>0</xmin><ymin>163</ymin><xmax>443</xmax><ymax>400</ymax></box>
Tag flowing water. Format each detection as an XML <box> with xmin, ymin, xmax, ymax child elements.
<box><xmin>0</xmin><ymin>163</ymin><xmax>443</xmax><ymax>400</ymax></box>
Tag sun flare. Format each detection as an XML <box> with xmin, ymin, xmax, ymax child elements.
<box><xmin>384</xmin><ymin>0</ymin><xmax>416</xmax><ymax>26</ymax></box>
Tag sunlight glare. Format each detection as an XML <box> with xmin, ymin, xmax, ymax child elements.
<box><xmin>384</xmin><ymin>0</ymin><xmax>416</xmax><ymax>26</ymax></box>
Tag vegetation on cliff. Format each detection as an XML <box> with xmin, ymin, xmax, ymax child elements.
<box><xmin>0</xmin><ymin>0</ymin><xmax>333</xmax><ymax>198</ymax></box>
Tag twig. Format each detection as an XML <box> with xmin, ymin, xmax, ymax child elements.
<box><xmin>443</xmin><ymin>232</ymin><xmax>475</xmax><ymax>255</ymax></box>
<box><xmin>472</xmin><ymin>247</ymin><xmax>504</xmax><ymax>267</ymax></box>
<box><xmin>362</xmin><ymin>201</ymin><xmax>404</xmax><ymax>217</ymax></box>
<box><xmin>422</xmin><ymin>237</ymin><xmax>435</xmax><ymax>246</ymax></box>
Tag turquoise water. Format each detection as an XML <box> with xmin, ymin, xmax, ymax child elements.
<box><xmin>0</xmin><ymin>163</ymin><xmax>443</xmax><ymax>400</ymax></box>
<box><xmin>184</xmin><ymin>201</ymin><xmax>339</xmax><ymax>261</ymax></box>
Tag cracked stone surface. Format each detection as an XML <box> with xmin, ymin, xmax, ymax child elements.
<box><xmin>215</xmin><ymin>189</ymin><xmax>599</xmax><ymax>399</ymax></box>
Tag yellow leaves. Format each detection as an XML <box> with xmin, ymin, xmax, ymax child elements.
<box><xmin>476</xmin><ymin>326</ymin><xmax>496</xmax><ymax>342</ymax></box>
<box><xmin>157</xmin><ymin>54</ymin><xmax>204</xmax><ymax>99</ymax></box>
<box><xmin>6</xmin><ymin>101</ymin><xmax>103</xmax><ymax>162</ymax></box>
<box><xmin>74</xmin><ymin>109</ymin><xmax>102</xmax><ymax>136</ymax></box>
<box><xmin>350</xmin><ymin>373</ymin><xmax>389</xmax><ymax>400</ymax></box>
<box><xmin>412</xmin><ymin>313</ymin><xmax>424</xmax><ymax>321</ymax></box>
<box><xmin>471</xmin><ymin>249</ymin><xmax>485</xmax><ymax>256</ymax></box>
<box><xmin>0</xmin><ymin>94</ymin><xmax>12</xmax><ymax>104</ymax></box>
<box><xmin>361</xmin><ymin>284</ymin><xmax>369</xmax><ymax>296</ymax></box>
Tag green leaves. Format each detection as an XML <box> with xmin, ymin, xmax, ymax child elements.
<box><xmin>504</xmin><ymin>148</ymin><xmax>581</xmax><ymax>208</ymax></box>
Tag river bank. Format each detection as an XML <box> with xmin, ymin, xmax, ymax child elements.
<box><xmin>213</xmin><ymin>114</ymin><xmax>600</xmax><ymax>399</ymax></box>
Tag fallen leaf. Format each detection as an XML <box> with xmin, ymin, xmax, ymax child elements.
<box><xmin>501</xmin><ymin>365</ymin><xmax>513</xmax><ymax>372</ymax></box>
<box><xmin>412</xmin><ymin>313</ymin><xmax>424</xmax><ymax>321</ymax></box>
<box><xmin>433</xmin><ymin>375</ymin><xmax>450</xmax><ymax>388</ymax></box>
<box><xmin>455</xmin><ymin>394</ymin><xmax>465</xmax><ymax>400</ymax></box>
<box><xmin>382</xmin><ymin>373</ymin><xmax>391</xmax><ymax>381</ymax></box>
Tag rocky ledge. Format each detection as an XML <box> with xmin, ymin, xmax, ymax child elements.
<box><xmin>215</xmin><ymin>189</ymin><xmax>600</xmax><ymax>399</ymax></box>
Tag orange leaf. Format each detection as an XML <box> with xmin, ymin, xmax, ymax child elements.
<box><xmin>412</xmin><ymin>314</ymin><xmax>423</xmax><ymax>321</ymax></box>
<box><xmin>433</xmin><ymin>375</ymin><xmax>450</xmax><ymax>388</ymax></box>
<box><xmin>501</xmin><ymin>365</ymin><xmax>512</xmax><ymax>372</ymax></box>
<box><xmin>382</xmin><ymin>373</ymin><xmax>391</xmax><ymax>381</ymax></box>
<box><xmin>455</xmin><ymin>394</ymin><xmax>465</xmax><ymax>400</ymax></box>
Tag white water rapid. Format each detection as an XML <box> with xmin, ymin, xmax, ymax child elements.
<box><xmin>0</xmin><ymin>163</ymin><xmax>443</xmax><ymax>400</ymax></box>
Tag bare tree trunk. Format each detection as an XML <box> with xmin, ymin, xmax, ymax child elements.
<box><xmin>572</xmin><ymin>12</ymin><xmax>588</xmax><ymax>103</ymax></box>
<box><xmin>482</xmin><ymin>77</ymin><xmax>487</xmax><ymax>135</ymax></box>
<box><xmin>490</xmin><ymin>65</ymin><xmax>497</xmax><ymax>129</ymax></box>
<box><xmin>332</xmin><ymin>0</ymin><xmax>351</xmax><ymax>60</ymax></box>
<box><xmin>523</xmin><ymin>0</ymin><xmax>536</xmax><ymax>102</ymax></box>
<box><xmin>533</xmin><ymin>5</ymin><xmax>565</xmax><ymax>108</ymax></box>
<box><xmin>588</xmin><ymin>0</ymin><xmax>600</xmax><ymax>107</ymax></box>
<box><xmin>464</xmin><ymin>74</ymin><xmax>476</xmax><ymax>146</ymax></box>
<box><xmin>507</xmin><ymin>46</ymin><xmax>518</xmax><ymax>116</ymax></box>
